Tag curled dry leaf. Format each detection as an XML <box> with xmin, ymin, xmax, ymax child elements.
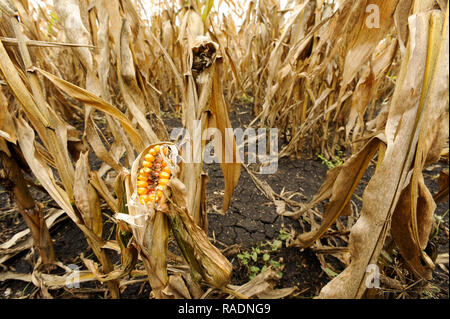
<box><xmin>291</xmin><ymin>136</ymin><xmax>384</xmax><ymax>248</ymax></box>
<box><xmin>0</xmin><ymin>209</ymin><xmax>65</xmax><ymax>264</ymax></box>
<box><xmin>33</xmin><ymin>67</ymin><xmax>145</xmax><ymax>152</ymax></box>
<box><xmin>226</xmin><ymin>267</ymin><xmax>297</xmax><ymax>299</ymax></box>
<box><xmin>166</xmin><ymin>183</ymin><xmax>233</xmax><ymax>289</ymax></box>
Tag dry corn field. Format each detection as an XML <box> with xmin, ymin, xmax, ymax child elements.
<box><xmin>0</xmin><ymin>0</ymin><xmax>448</xmax><ymax>300</ymax></box>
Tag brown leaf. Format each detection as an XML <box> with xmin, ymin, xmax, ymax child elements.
<box><xmin>319</xmin><ymin>8</ymin><xmax>449</xmax><ymax>298</ymax></box>
<box><xmin>293</xmin><ymin>136</ymin><xmax>383</xmax><ymax>248</ymax></box>
<box><xmin>15</xmin><ymin>117</ymin><xmax>78</xmax><ymax>221</ymax></box>
<box><xmin>227</xmin><ymin>267</ymin><xmax>296</xmax><ymax>299</ymax></box>
<box><xmin>73</xmin><ymin>152</ymin><xmax>103</xmax><ymax>237</ymax></box>
<box><xmin>33</xmin><ymin>67</ymin><xmax>144</xmax><ymax>152</ymax></box>
<box><xmin>208</xmin><ymin>58</ymin><xmax>241</xmax><ymax>213</ymax></box>
<box><xmin>434</xmin><ymin>169</ymin><xmax>449</xmax><ymax>202</ymax></box>
<box><xmin>161</xmin><ymin>275</ymin><xmax>192</xmax><ymax>299</ymax></box>
<box><xmin>392</xmin><ymin>179</ymin><xmax>435</xmax><ymax>279</ymax></box>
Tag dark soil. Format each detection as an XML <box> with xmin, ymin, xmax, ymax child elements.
<box><xmin>0</xmin><ymin>101</ymin><xmax>448</xmax><ymax>299</ymax></box>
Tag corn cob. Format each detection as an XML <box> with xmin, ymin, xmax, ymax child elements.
<box><xmin>136</xmin><ymin>145</ymin><xmax>171</xmax><ymax>205</ymax></box>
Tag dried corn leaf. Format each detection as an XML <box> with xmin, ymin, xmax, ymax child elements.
<box><xmin>54</xmin><ymin>0</ymin><xmax>93</xmax><ymax>71</ymax></box>
<box><xmin>207</xmin><ymin>58</ymin><xmax>241</xmax><ymax>213</ymax></box>
<box><xmin>394</xmin><ymin>9</ymin><xmax>449</xmax><ymax>279</ymax></box>
<box><xmin>73</xmin><ymin>152</ymin><xmax>103</xmax><ymax>237</ymax></box>
<box><xmin>391</xmin><ymin>178</ymin><xmax>435</xmax><ymax>278</ymax></box>
<box><xmin>118</xmin><ymin>19</ymin><xmax>159</xmax><ymax>145</ymax></box>
<box><xmin>167</xmin><ymin>174</ymin><xmax>232</xmax><ymax>289</ymax></box>
<box><xmin>0</xmin><ymin>90</ymin><xmax>16</xmax><ymax>144</ymax></box>
<box><xmin>0</xmin><ymin>271</ymin><xmax>32</xmax><ymax>283</ymax></box>
<box><xmin>434</xmin><ymin>169</ymin><xmax>449</xmax><ymax>202</ymax></box>
<box><xmin>181</xmin><ymin>34</ymin><xmax>241</xmax><ymax>219</ymax></box>
<box><xmin>15</xmin><ymin>117</ymin><xmax>77</xmax><ymax>221</ymax></box>
<box><xmin>0</xmin><ymin>0</ymin><xmax>16</xmax><ymax>16</ymax></box>
<box><xmin>84</xmin><ymin>116</ymin><xmax>123</xmax><ymax>173</ymax></box>
<box><xmin>0</xmin><ymin>37</ymin><xmax>95</xmax><ymax>48</ymax></box>
<box><xmin>0</xmin><ymin>209</ymin><xmax>65</xmax><ymax>264</ymax></box>
<box><xmin>33</xmin><ymin>67</ymin><xmax>145</xmax><ymax>152</ymax></box>
<box><xmin>90</xmin><ymin>170</ymin><xmax>119</xmax><ymax>213</ymax></box>
<box><xmin>319</xmin><ymin>8</ymin><xmax>449</xmax><ymax>298</ymax></box>
<box><xmin>227</xmin><ymin>267</ymin><xmax>296</xmax><ymax>299</ymax></box>
<box><xmin>0</xmin><ymin>40</ymin><xmax>49</xmax><ymax>140</ymax></box>
<box><xmin>293</xmin><ymin>136</ymin><xmax>384</xmax><ymax>248</ymax></box>
<box><xmin>340</xmin><ymin>0</ymin><xmax>400</xmax><ymax>95</ymax></box>
<box><xmin>31</xmin><ymin>266</ymin><xmax>98</xmax><ymax>290</ymax></box>
<box><xmin>161</xmin><ymin>274</ymin><xmax>193</xmax><ymax>299</ymax></box>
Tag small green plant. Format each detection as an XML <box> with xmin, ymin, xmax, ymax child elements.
<box><xmin>386</xmin><ymin>69</ymin><xmax>397</xmax><ymax>84</ymax></box>
<box><xmin>323</xmin><ymin>267</ymin><xmax>339</xmax><ymax>278</ymax></box>
<box><xmin>237</xmin><ymin>245</ymin><xmax>264</xmax><ymax>279</ymax></box>
<box><xmin>317</xmin><ymin>150</ymin><xmax>343</xmax><ymax>169</ymax></box>
<box><xmin>236</xmin><ymin>229</ymin><xmax>289</xmax><ymax>280</ymax></box>
<box><xmin>240</xmin><ymin>93</ymin><xmax>254</xmax><ymax>105</ymax></box>
<box><xmin>268</xmin><ymin>239</ymin><xmax>282</xmax><ymax>251</ymax></box>
<box><xmin>278</xmin><ymin>228</ymin><xmax>290</xmax><ymax>240</ymax></box>
<box><xmin>431</xmin><ymin>208</ymin><xmax>448</xmax><ymax>240</ymax></box>
<box><xmin>47</xmin><ymin>11</ymin><xmax>60</xmax><ymax>37</ymax></box>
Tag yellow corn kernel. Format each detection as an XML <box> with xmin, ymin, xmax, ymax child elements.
<box><xmin>140</xmin><ymin>167</ymin><xmax>151</xmax><ymax>175</ymax></box>
<box><xmin>148</xmin><ymin>148</ymin><xmax>156</xmax><ymax>156</ymax></box>
<box><xmin>142</xmin><ymin>160</ymin><xmax>153</xmax><ymax>168</ymax></box>
<box><xmin>140</xmin><ymin>195</ymin><xmax>150</xmax><ymax>204</ymax></box>
<box><xmin>153</xmin><ymin>145</ymin><xmax>161</xmax><ymax>153</ymax></box>
<box><xmin>144</xmin><ymin>153</ymin><xmax>155</xmax><ymax>162</ymax></box>
<box><xmin>148</xmin><ymin>193</ymin><xmax>156</xmax><ymax>202</ymax></box>
<box><xmin>162</xmin><ymin>167</ymin><xmax>171</xmax><ymax>174</ymax></box>
<box><xmin>160</xmin><ymin>171</ymin><xmax>170</xmax><ymax>179</ymax></box>
<box><xmin>137</xmin><ymin>174</ymin><xmax>148</xmax><ymax>181</ymax></box>
<box><xmin>161</xmin><ymin>161</ymin><xmax>167</xmax><ymax>168</ymax></box>
<box><xmin>158</xmin><ymin>178</ymin><xmax>169</xmax><ymax>186</ymax></box>
<box><xmin>137</xmin><ymin>187</ymin><xmax>148</xmax><ymax>195</ymax></box>
<box><xmin>137</xmin><ymin>180</ymin><xmax>148</xmax><ymax>188</ymax></box>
